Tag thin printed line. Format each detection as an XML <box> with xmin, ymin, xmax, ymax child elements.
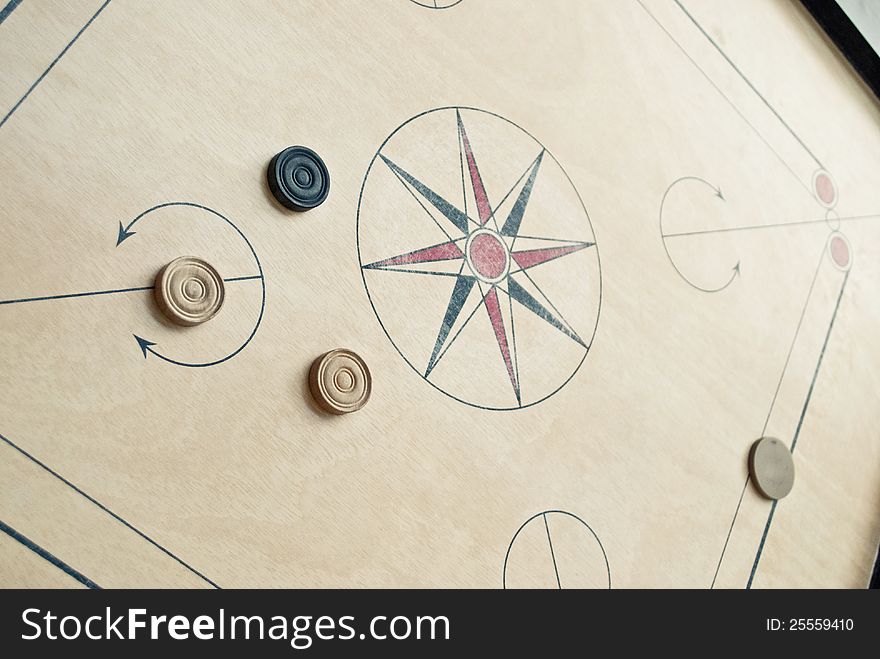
<box><xmin>0</xmin><ymin>275</ymin><xmax>262</xmax><ymax>306</ymax></box>
<box><xmin>0</xmin><ymin>284</ymin><xmax>153</xmax><ymax>306</ymax></box>
<box><xmin>711</xmin><ymin>241</ymin><xmax>825</xmax><ymax>586</ymax></box>
<box><xmin>759</xmin><ymin>245</ymin><xmax>827</xmax><ymax>438</ymax></box>
<box><xmin>789</xmin><ymin>269</ymin><xmax>850</xmax><ymax>453</ymax></box>
<box><xmin>663</xmin><ymin>213</ymin><xmax>880</xmax><ymax>239</ymax></box>
<box><xmin>746</xmin><ymin>500</ymin><xmax>777</xmax><ymax>589</ymax></box>
<box><xmin>636</xmin><ymin>0</ymin><xmax>815</xmax><ymax>200</ymax></box>
<box><xmin>1</xmin><ymin>0</ymin><xmax>112</xmax><ymax>128</ymax></box>
<box><xmin>710</xmin><ymin>475</ymin><xmax>749</xmax><ymax>589</ymax></box>
<box><xmin>747</xmin><ymin>269</ymin><xmax>850</xmax><ymax>588</ymax></box>
<box><xmin>0</xmin><ymin>0</ymin><xmax>23</xmax><ymax>25</ymax></box>
<box><xmin>0</xmin><ymin>519</ymin><xmax>101</xmax><ymax>589</ymax></box>
<box><xmin>222</xmin><ymin>274</ymin><xmax>263</xmax><ymax>283</ymax></box>
<box><xmin>543</xmin><ymin>513</ymin><xmax>562</xmax><ymax>589</ymax></box>
<box><xmin>0</xmin><ymin>432</ymin><xmax>220</xmax><ymax>588</ymax></box>
<box><xmin>674</xmin><ymin>0</ymin><xmax>823</xmax><ymax>168</ymax></box>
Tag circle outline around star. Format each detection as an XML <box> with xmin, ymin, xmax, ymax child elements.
<box><xmin>356</xmin><ymin>106</ymin><xmax>603</xmax><ymax>411</ymax></box>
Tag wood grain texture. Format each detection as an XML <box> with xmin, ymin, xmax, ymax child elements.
<box><xmin>0</xmin><ymin>0</ymin><xmax>878</xmax><ymax>588</ymax></box>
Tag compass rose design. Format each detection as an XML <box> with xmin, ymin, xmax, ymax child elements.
<box><xmin>357</xmin><ymin>107</ymin><xmax>602</xmax><ymax>410</ymax></box>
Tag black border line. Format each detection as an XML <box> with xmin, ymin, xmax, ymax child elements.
<box><xmin>0</xmin><ymin>432</ymin><xmax>220</xmax><ymax>588</ymax></box>
<box><xmin>0</xmin><ymin>0</ymin><xmax>111</xmax><ymax>129</ymax></box>
<box><xmin>0</xmin><ymin>519</ymin><xmax>101</xmax><ymax>589</ymax></box>
<box><xmin>801</xmin><ymin>0</ymin><xmax>880</xmax><ymax>100</ymax></box>
<box><xmin>0</xmin><ymin>0</ymin><xmax>22</xmax><ymax>25</ymax></box>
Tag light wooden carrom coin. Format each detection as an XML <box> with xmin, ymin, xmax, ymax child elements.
<box><xmin>309</xmin><ymin>349</ymin><xmax>372</xmax><ymax>415</ymax></box>
<box><xmin>154</xmin><ymin>257</ymin><xmax>225</xmax><ymax>327</ymax></box>
<box><xmin>749</xmin><ymin>437</ymin><xmax>795</xmax><ymax>501</ymax></box>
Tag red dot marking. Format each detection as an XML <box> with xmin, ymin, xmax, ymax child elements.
<box><xmin>830</xmin><ymin>235</ymin><xmax>849</xmax><ymax>268</ymax></box>
<box><xmin>469</xmin><ymin>233</ymin><xmax>507</xmax><ymax>279</ymax></box>
<box><xmin>815</xmin><ymin>173</ymin><xmax>835</xmax><ymax>205</ymax></box>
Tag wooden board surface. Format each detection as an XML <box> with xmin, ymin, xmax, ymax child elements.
<box><xmin>1</xmin><ymin>0</ymin><xmax>879</xmax><ymax>588</ymax></box>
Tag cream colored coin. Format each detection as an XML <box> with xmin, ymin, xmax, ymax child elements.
<box><xmin>154</xmin><ymin>257</ymin><xmax>225</xmax><ymax>326</ymax></box>
<box><xmin>748</xmin><ymin>437</ymin><xmax>795</xmax><ymax>500</ymax></box>
<box><xmin>309</xmin><ymin>349</ymin><xmax>371</xmax><ymax>414</ymax></box>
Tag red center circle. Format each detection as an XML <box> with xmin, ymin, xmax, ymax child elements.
<box><xmin>469</xmin><ymin>233</ymin><xmax>507</xmax><ymax>280</ymax></box>
<box><xmin>830</xmin><ymin>235</ymin><xmax>849</xmax><ymax>268</ymax></box>
<box><xmin>815</xmin><ymin>173</ymin><xmax>835</xmax><ymax>205</ymax></box>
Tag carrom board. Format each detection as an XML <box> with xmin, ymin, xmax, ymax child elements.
<box><xmin>1</xmin><ymin>0</ymin><xmax>879</xmax><ymax>589</ymax></box>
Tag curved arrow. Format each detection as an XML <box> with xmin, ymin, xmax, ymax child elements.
<box><xmin>659</xmin><ymin>176</ymin><xmax>741</xmax><ymax>293</ymax></box>
<box><xmin>118</xmin><ymin>202</ymin><xmax>265</xmax><ymax>368</ymax></box>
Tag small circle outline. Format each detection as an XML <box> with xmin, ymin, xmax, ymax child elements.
<box><xmin>502</xmin><ymin>509</ymin><xmax>611</xmax><ymax>589</ymax></box>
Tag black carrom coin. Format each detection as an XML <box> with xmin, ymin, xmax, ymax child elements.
<box><xmin>268</xmin><ymin>145</ymin><xmax>330</xmax><ymax>211</ymax></box>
